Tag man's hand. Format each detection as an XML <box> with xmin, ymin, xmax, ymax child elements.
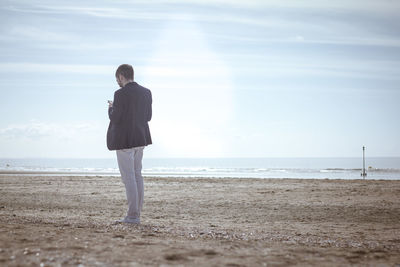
<box><xmin>108</xmin><ymin>100</ymin><xmax>113</xmax><ymax>108</ymax></box>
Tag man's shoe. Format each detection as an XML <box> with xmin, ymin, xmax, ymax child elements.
<box><xmin>114</xmin><ymin>217</ymin><xmax>140</xmax><ymax>224</ymax></box>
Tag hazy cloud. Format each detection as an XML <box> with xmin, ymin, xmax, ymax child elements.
<box><xmin>0</xmin><ymin>121</ymin><xmax>98</xmax><ymax>141</ymax></box>
<box><xmin>0</xmin><ymin>63</ymin><xmax>114</xmax><ymax>74</ymax></box>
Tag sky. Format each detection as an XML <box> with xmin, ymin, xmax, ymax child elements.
<box><xmin>0</xmin><ymin>0</ymin><xmax>399</xmax><ymax>158</ymax></box>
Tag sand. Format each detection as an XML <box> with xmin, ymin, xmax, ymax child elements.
<box><xmin>0</xmin><ymin>175</ymin><xmax>399</xmax><ymax>266</ymax></box>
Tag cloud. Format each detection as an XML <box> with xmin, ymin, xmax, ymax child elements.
<box><xmin>21</xmin><ymin>1</ymin><xmax>399</xmax><ymax>14</ymax></box>
<box><xmin>0</xmin><ymin>26</ymin><xmax>133</xmax><ymax>51</ymax></box>
<box><xmin>2</xmin><ymin>4</ymin><xmax>175</xmax><ymax>20</ymax></box>
<box><xmin>293</xmin><ymin>37</ymin><xmax>400</xmax><ymax>48</ymax></box>
<box><xmin>39</xmin><ymin>42</ymin><xmax>130</xmax><ymax>51</ymax></box>
<box><xmin>0</xmin><ymin>121</ymin><xmax>98</xmax><ymax>141</ymax></box>
<box><xmin>7</xmin><ymin>25</ymin><xmax>76</xmax><ymax>42</ymax></box>
<box><xmin>0</xmin><ymin>63</ymin><xmax>114</xmax><ymax>75</ymax></box>
<box><xmin>0</xmin><ymin>62</ymin><xmax>234</xmax><ymax>81</ymax></box>
<box><xmin>3</xmin><ymin>1</ymin><xmax>399</xmax><ymax>49</ymax></box>
<box><xmin>0</xmin><ymin>120</ymin><xmax>110</xmax><ymax>158</ymax></box>
<box><xmin>209</xmin><ymin>32</ymin><xmax>400</xmax><ymax>48</ymax></box>
<box><xmin>6</xmin><ymin>1</ymin><xmax>397</xmax><ymax>25</ymax></box>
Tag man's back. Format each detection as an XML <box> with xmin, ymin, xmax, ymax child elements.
<box><xmin>107</xmin><ymin>82</ymin><xmax>152</xmax><ymax>150</ymax></box>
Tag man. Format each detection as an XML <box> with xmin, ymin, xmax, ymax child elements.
<box><xmin>107</xmin><ymin>64</ymin><xmax>152</xmax><ymax>224</ymax></box>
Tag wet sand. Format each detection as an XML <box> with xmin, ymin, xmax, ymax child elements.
<box><xmin>0</xmin><ymin>175</ymin><xmax>399</xmax><ymax>266</ymax></box>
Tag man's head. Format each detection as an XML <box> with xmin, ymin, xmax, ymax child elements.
<box><xmin>116</xmin><ymin>64</ymin><xmax>134</xmax><ymax>87</ymax></box>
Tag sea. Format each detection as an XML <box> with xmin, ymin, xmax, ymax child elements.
<box><xmin>0</xmin><ymin>157</ymin><xmax>399</xmax><ymax>180</ymax></box>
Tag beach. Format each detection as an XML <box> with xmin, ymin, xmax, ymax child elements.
<box><xmin>0</xmin><ymin>175</ymin><xmax>399</xmax><ymax>266</ymax></box>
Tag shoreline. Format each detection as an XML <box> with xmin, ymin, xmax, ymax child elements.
<box><xmin>1</xmin><ymin>157</ymin><xmax>400</xmax><ymax>181</ymax></box>
<box><xmin>0</xmin><ymin>170</ymin><xmax>399</xmax><ymax>180</ymax></box>
<box><xmin>0</xmin><ymin>170</ymin><xmax>120</xmax><ymax>176</ymax></box>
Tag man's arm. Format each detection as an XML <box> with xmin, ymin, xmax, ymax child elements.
<box><xmin>109</xmin><ymin>90</ymin><xmax>124</xmax><ymax>123</ymax></box>
<box><xmin>145</xmin><ymin>90</ymin><xmax>152</xmax><ymax>122</ymax></box>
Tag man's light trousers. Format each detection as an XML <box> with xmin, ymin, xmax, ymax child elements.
<box><xmin>116</xmin><ymin>147</ymin><xmax>144</xmax><ymax>222</ymax></box>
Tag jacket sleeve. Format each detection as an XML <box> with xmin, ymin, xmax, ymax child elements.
<box><xmin>146</xmin><ymin>90</ymin><xmax>152</xmax><ymax>122</ymax></box>
<box><xmin>108</xmin><ymin>90</ymin><xmax>124</xmax><ymax>124</ymax></box>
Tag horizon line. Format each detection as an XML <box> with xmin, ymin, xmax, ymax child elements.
<box><xmin>1</xmin><ymin>156</ymin><xmax>400</xmax><ymax>159</ymax></box>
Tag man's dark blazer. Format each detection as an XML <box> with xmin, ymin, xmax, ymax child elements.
<box><xmin>107</xmin><ymin>82</ymin><xmax>152</xmax><ymax>150</ymax></box>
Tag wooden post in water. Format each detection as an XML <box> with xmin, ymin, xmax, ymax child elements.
<box><xmin>361</xmin><ymin>146</ymin><xmax>367</xmax><ymax>178</ymax></box>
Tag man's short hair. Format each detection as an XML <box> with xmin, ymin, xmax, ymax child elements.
<box><xmin>116</xmin><ymin>64</ymin><xmax>134</xmax><ymax>80</ymax></box>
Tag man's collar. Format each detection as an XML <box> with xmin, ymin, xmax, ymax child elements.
<box><xmin>123</xmin><ymin>81</ymin><xmax>135</xmax><ymax>87</ymax></box>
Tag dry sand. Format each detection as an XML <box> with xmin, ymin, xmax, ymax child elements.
<box><xmin>0</xmin><ymin>175</ymin><xmax>399</xmax><ymax>266</ymax></box>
